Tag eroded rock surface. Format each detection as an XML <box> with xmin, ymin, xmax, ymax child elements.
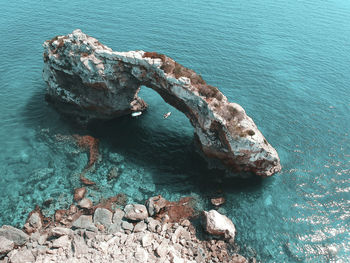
<box><xmin>43</xmin><ymin>29</ymin><xmax>281</xmax><ymax>177</ymax></box>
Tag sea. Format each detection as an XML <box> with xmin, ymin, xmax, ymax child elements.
<box><xmin>0</xmin><ymin>0</ymin><xmax>349</xmax><ymax>262</ymax></box>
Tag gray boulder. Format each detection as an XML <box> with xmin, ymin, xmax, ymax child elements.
<box><xmin>93</xmin><ymin>208</ymin><xmax>113</xmax><ymax>228</ymax></box>
<box><xmin>146</xmin><ymin>195</ymin><xmax>167</xmax><ymax>216</ymax></box>
<box><xmin>0</xmin><ymin>236</ymin><xmax>14</xmax><ymax>255</ymax></box>
<box><xmin>124</xmin><ymin>204</ymin><xmax>148</xmax><ymax>221</ymax></box>
<box><xmin>72</xmin><ymin>215</ymin><xmax>97</xmax><ymax>232</ymax></box>
<box><xmin>0</xmin><ymin>226</ymin><xmax>29</xmax><ymax>246</ymax></box>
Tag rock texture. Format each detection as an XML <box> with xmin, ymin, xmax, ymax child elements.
<box><xmin>43</xmin><ymin>29</ymin><xmax>281</xmax><ymax>177</ymax></box>
<box><xmin>0</xmin><ymin>196</ymin><xmax>251</xmax><ymax>263</ymax></box>
<box><xmin>204</xmin><ymin>210</ymin><xmax>236</xmax><ymax>241</ymax></box>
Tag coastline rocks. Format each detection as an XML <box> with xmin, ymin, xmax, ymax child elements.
<box><xmin>124</xmin><ymin>204</ymin><xmax>148</xmax><ymax>221</ymax></box>
<box><xmin>203</xmin><ymin>210</ymin><xmax>236</xmax><ymax>241</ymax></box>
<box><xmin>0</xmin><ymin>197</ymin><xmax>250</xmax><ymax>262</ymax></box>
<box><xmin>42</xmin><ymin>29</ymin><xmax>281</xmax><ymax>177</ymax></box>
<box><xmin>0</xmin><ymin>226</ymin><xmax>29</xmax><ymax>246</ymax></box>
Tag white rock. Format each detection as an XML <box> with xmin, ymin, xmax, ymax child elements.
<box><xmin>8</xmin><ymin>249</ymin><xmax>34</xmax><ymax>263</ymax></box>
<box><xmin>124</xmin><ymin>204</ymin><xmax>148</xmax><ymax>221</ymax></box>
<box><xmin>133</xmin><ymin>221</ymin><xmax>147</xmax><ymax>233</ymax></box>
<box><xmin>0</xmin><ymin>236</ymin><xmax>14</xmax><ymax>254</ymax></box>
<box><xmin>0</xmin><ymin>226</ymin><xmax>29</xmax><ymax>246</ymax></box>
<box><xmin>72</xmin><ymin>215</ymin><xmax>97</xmax><ymax>232</ymax></box>
<box><xmin>78</xmin><ymin>198</ymin><xmax>93</xmax><ymax>209</ymax></box>
<box><xmin>141</xmin><ymin>233</ymin><xmax>153</xmax><ymax>247</ymax></box>
<box><xmin>51</xmin><ymin>227</ymin><xmax>73</xmax><ymax>237</ymax></box>
<box><xmin>51</xmin><ymin>235</ymin><xmax>71</xmax><ymax>248</ymax></box>
<box><xmin>203</xmin><ymin>210</ymin><xmax>236</xmax><ymax>240</ymax></box>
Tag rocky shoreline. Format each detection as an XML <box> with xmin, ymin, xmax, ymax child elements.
<box><xmin>0</xmin><ymin>193</ymin><xmax>251</xmax><ymax>263</ymax></box>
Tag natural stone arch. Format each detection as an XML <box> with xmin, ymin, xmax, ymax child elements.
<box><xmin>43</xmin><ymin>29</ymin><xmax>281</xmax><ymax>177</ymax></box>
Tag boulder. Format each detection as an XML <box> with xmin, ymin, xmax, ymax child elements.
<box><xmin>28</xmin><ymin>212</ymin><xmax>42</xmax><ymax>230</ymax></box>
<box><xmin>73</xmin><ymin>187</ymin><xmax>86</xmax><ymax>201</ymax></box>
<box><xmin>51</xmin><ymin>227</ymin><xmax>73</xmax><ymax>237</ymax></box>
<box><xmin>93</xmin><ymin>208</ymin><xmax>113</xmax><ymax>228</ymax></box>
<box><xmin>124</xmin><ymin>204</ymin><xmax>148</xmax><ymax>221</ymax></box>
<box><xmin>0</xmin><ymin>226</ymin><xmax>29</xmax><ymax>246</ymax></box>
<box><xmin>72</xmin><ymin>215</ymin><xmax>97</xmax><ymax>232</ymax></box>
<box><xmin>146</xmin><ymin>195</ymin><xmax>167</xmax><ymax>216</ymax></box>
<box><xmin>112</xmin><ymin>208</ymin><xmax>125</xmax><ymax>224</ymax></box>
<box><xmin>51</xmin><ymin>235</ymin><xmax>71</xmax><ymax>248</ymax></box>
<box><xmin>0</xmin><ymin>236</ymin><xmax>14</xmax><ymax>255</ymax></box>
<box><xmin>8</xmin><ymin>249</ymin><xmax>34</xmax><ymax>263</ymax></box>
<box><xmin>78</xmin><ymin>198</ymin><xmax>93</xmax><ymax>209</ymax></box>
<box><xmin>203</xmin><ymin>210</ymin><xmax>236</xmax><ymax>240</ymax></box>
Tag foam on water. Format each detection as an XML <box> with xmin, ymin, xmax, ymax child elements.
<box><xmin>0</xmin><ymin>0</ymin><xmax>349</xmax><ymax>262</ymax></box>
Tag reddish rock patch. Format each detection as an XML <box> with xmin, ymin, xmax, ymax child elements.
<box><xmin>73</xmin><ymin>135</ymin><xmax>99</xmax><ymax>167</ymax></box>
<box><xmin>80</xmin><ymin>175</ymin><xmax>96</xmax><ymax>186</ymax></box>
<box><xmin>73</xmin><ymin>187</ymin><xmax>86</xmax><ymax>201</ymax></box>
<box><xmin>156</xmin><ymin>197</ymin><xmax>198</xmax><ymax>223</ymax></box>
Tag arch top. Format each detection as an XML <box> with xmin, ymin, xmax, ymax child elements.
<box><xmin>43</xmin><ymin>29</ymin><xmax>281</xmax><ymax>177</ymax></box>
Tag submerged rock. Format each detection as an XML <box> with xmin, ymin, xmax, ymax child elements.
<box><xmin>203</xmin><ymin>210</ymin><xmax>236</xmax><ymax>241</ymax></box>
<box><xmin>43</xmin><ymin>29</ymin><xmax>281</xmax><ymax>177</ymax></box>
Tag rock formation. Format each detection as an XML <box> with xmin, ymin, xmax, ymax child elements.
<box><xmin>0</xmin><ymin>196</ymin><xmax>251</xmax><ymax>263</ymax></box>
<box><xmin>43</xmin><ymin>29</ymin><xmax>281</xmax><ymax>177</ymax></box>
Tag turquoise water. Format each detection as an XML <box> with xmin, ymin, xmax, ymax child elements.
<box><xmin>1</xmin><ymin>0</ymin><xmax>349</xmax><ymax>262</ymax></box>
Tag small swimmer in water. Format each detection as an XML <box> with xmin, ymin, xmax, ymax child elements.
<box><xmin>163</xmin><ymin>112</ymin><xmax>171</xmax><ymax>119</ymax></box>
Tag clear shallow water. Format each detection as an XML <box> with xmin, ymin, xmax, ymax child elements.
<box><xmin>1</xmin><ymin>0</ymin><xmax>349</xmax><ymax>262</ymax></box>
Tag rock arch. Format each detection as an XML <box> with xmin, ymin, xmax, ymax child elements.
<box><xmin>43</xmin><ymin>29</ymin><xmax>281</xmax><ymax>177</ymax></box>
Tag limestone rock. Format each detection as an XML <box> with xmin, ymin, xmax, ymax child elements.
<box><xmin>112</xmin><ymin>208</ymin><xmax>125</xmax><ymax>224</ymax></box>
<box><xmin>156</xmin><ymin>239</ymin><xmax>169</xmax><ymax>258</ymax></box>
<box><xmin>52</xmin><ymin>235</ymin><xmax>71</xmax><ymax>248</ymax></box>
<box><xmin>73</xmin><ymin>187</ymin><xmax>86</xmax><ymax>201</ymax></box>
<box><xmin>0</xmin><ymin>226</ymin><xmax>29</xmax><ymax>246</ymax></box>
<box><xmin>133</xmin><ymin>221</ymin><xmax>147</xmax><ymax>233</ymax></box>
<box><xmin>8</xmin><ymin>249</ymin><xmax>34</xmax><ymax>263</ymax></box>
<box><xmin>51</xmin><ymin>227</ymin><xmax>73</xmax><ymax>237</ymax></box>
<box><xmin>141</xmin><ymin>233</ymin><xmax>153</xmax><ymax>247</ymax></box>
<box><xmin>42</xmin><ymin>30</ymin><xmax>281</xmax><ymax>177</ymax></box>
<box><xmin>72</xmin><ymin>235</ymin><xmax>89</xmax><ymax>256</ymax></box>
<box><xmin>78</xmin><ymin>198</ymin><xmax>93</xmax><ymax>209</ymax></box>
<box><xmin>121</xmin><ymin>221</ymin><xmax>133</xmax><ymax>232</ymax></box>
<box><xmin>27</xmin><ymin>212</ymin><xmax>42</xmax><ymax>230</ymax></box>
<box><xmin>124</xmin><ymin>204</ymin><xmax>148</xmax><ymax>221</ymax></box>
<box><xmin>72</xmin><ymin>215</ymin><xmax>97</xmax><ymax>232</ymax></box>
<box><xmin>0</xmin><ymin>236</ymin><xmax>14</xmax><ymax>255</ymax></box>
<box><xmin>203</xmin><ymin>210</ymin><xmax>236</xmax><ymax>240</ymax></box>
<box><xmin>146</xmin><ymin>195</ymin><xmax>167</xmax><ymax>216</ymax></box>
<box><xmin>93</xmin><ymin>208</ymin><xmax>113</xmax><ymax>228</ymax></box>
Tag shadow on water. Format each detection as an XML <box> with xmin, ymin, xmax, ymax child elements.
<box><xmin>23</xmin><ymin>82</ymin><xmax>263</xmax><ymax>198</ymax></box>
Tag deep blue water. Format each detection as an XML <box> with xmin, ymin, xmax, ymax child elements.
<box><xmin>1</xmin><ymin>0</ymin><xmax>349</xmax><ymax>262</ymax></box>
